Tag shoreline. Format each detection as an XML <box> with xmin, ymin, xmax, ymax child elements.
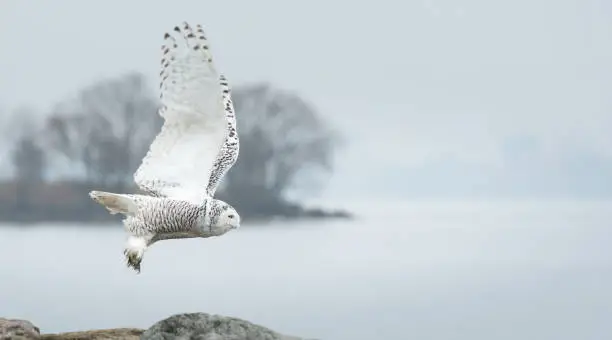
<box><xmin>1</xmin><ymin>313</ymin><xmax>314</xmax><ymax>340</ymax></box>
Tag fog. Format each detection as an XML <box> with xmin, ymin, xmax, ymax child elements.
<box><xmin>0</xmin><ymin>1</ymin><xmax>610</xmax><ymax>338</ymax></box>
<box><xmin>1</xmin><ymin>201</ymin><xmax>611</xmax><ymax>339</ymax></box>
<box><xmin>1</xmin><ymin>0</ymin><xmax>611</xmax><ymax>199</ymax></box>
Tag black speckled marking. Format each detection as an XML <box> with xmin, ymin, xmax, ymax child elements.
<box><xmin>205</xmin><ymin>75</ymin><xmax>239</xmax><ymax>198</ymax></box>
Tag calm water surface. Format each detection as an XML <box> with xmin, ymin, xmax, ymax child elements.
<box><xmin>1</xmin><ymin>201</ymin><xmax>611</xmax><ymax>340</ymax></box>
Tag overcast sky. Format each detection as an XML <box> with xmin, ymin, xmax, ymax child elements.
<box><xmin>0</xmin><ymin>0</ymin><xmax>610</xmax><ymax>201</ymax></box>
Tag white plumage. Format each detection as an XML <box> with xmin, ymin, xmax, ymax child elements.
<box><xmin>89</xmin><ymin>22</ymin><xmax>241</xmax><ymax>273</ymax></box>
<box><xmin>135</xmin><ymin>23</ymin><xmax>238</xmax><ymax>204</ymax></box>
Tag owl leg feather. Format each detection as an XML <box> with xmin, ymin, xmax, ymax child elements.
<box><xmin>124</xmin><ymin>236</ymin><xmax>148</xmax><ymax>273</ymax></box>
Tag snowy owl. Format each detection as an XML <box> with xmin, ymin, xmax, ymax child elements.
<box><xmin>89</xmin><ymin>22</ymin><xmax>240</xmax><ymax>273</ymax></box>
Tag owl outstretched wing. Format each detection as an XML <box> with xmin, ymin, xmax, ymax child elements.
<box><xmin>134</xmin><ymin>22</ymin><xmax>230</xmax><ymax>204</ymax></box>
<box><xmin>205</xmin><ymin>75</ymin><xmax>239</xmax><ymax>198</ymax></box>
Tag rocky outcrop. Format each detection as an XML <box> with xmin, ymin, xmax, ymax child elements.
<box><xmin>0</xmin><ymin>313</ymin><xmax>310</xmax><ymax>340</ymax></box>
<box><xmin>141</xmin><ymin>313</ymin><xmax>305</xmax><ymax>340</ymax></box>
<box><xmin>0</xmin><ymin>318</ymin><xmax>142</xmax><ymax>340</ymax></box>
<box><xmin>0</xmin><ymin>318</ymin><xmax>41</xmax><ymax>339</ymax></box>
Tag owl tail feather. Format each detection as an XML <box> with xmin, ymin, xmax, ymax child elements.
<box><xmin>89</xmin><ymin>191</ymin><xmax>138</xmax><ymax>216</ymax></box>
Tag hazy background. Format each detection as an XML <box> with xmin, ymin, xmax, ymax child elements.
<box><xmin>1</xmin><ymin>0</ymin><xmax>610</xmax><ymax>200</ymax></box>
<box><xmin>0</xmin><ymin>0</ymin><xmax>611</xmax><ymax>339</ymax></box>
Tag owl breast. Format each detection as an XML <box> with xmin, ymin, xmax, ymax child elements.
<box><xmin>130</xmin><ymin>197</ymin><xmax>205</xmax><ymax>240</ymax></box>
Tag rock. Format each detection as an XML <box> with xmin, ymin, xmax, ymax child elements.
<box><xmin>0</xmin><ymin>313</ymin><xmax>312</xmax><ymax>340</ymax></box>
<box><xmin>39</xmin><ymin>328</ymin><xmax>143</xmax><ymax>340</ymax></box>
<box><xmin>141</xmin><ymin>313</ymin><xmax>307</xmax><ymax>340</ymax></box>
<box><xmin>0</xmin><ymin>318</ymin><xmax>41</xmax><ymax>339</ymax></box>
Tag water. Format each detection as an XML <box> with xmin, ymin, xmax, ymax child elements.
<box><xmin>1</xmin><ymin>201</ymin><xmax>611</xmax><ymax>340</ymax></box>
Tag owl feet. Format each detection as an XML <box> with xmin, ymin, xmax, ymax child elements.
<box><xmin>124</xmin><ymin>236</ymin><xmax>148</xmax><ymax>274</ymax></box>
<box><xmin>124</xmin><ymin>248</ymin><xmax>143</xmax><ymax>273</ymax></box>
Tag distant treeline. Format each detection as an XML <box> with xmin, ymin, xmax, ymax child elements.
<box><xmin>0</xmin><ymin>180</ymin><xmax>350</xmax><ymax>223</ymax></box>
<box><xmin>0</xmin><ymin>72</ymin><xmax>350</xmax><ymax>224</ymax></box>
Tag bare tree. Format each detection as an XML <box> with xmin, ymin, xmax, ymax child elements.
<box><xmin>12</xmin><ymin>137</ymin><xmax>45</xmax><ymax>214</ymax></box>
<box><xmin>0</xmin><ymin>106</ymin><xmax>40</xmax><ymax>171</ymax></box>
<box><xmin>12</xmin><ymin>137</ymin><xmax>46</xmax><ymax>184</ymax></box>
<box><xmin>42</xmin><ymin>72</ymin><xmax>161</xmax><ymax>189</ymax></box>
<box><xmin>220</xmin><ymin>83</ymin><xmax>338</xmax><ymax>212</ymax></box>
<box><xmin>7</xmin><ymin>107</ymin><xmax>47</xmax><ymax>211</ymax></box>
<box><xmin>35</xmin><ymin>77</ymin><xmax>337</xmax><ymax>218</ymax></box>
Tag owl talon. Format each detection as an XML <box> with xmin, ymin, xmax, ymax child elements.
<box><xmin>124</xmin><ymin>249</ymin><xmax>143</xmax><ymax>274</ymax></box>
<box><xmin>123</xmin><ymin>236</ymin><xmax>147</xmax><ymax>274</ymax></box>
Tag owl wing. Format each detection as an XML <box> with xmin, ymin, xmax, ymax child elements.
<box><xmin>205</xmin><ymin>75</ymin><xmax>239</xmax><ymax>198</ymax></box>
<box><xmin>134</xmin><ymin>22</ymin><xmax>229</xmax><ymax>204</ymax></box>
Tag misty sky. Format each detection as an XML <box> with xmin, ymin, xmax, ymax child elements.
<box><xmin>0</xmin><ymin>0</ymin><xmax>611</xmax><ymax>201</ymax></box>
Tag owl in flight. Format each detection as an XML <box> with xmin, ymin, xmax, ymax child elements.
<box><xmin>89</xmin><ymin>22</ymin><xmax>241</xmax><ymax>273</ymax></box>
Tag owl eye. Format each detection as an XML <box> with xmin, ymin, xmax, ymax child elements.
<box><xmin>227</xmin><ymin>214</ymin><xmax>235</xmax><ymax>219</ymax></box>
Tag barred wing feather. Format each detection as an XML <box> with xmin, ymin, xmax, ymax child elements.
<box><xmin>134</xmin><ymin>22</ymin><xmax>229</xmax><ymax>204</ymax></box>
<box><xmin>205</xmin><ymin>75</ymin><xmax>239</xmax><ymax>198</ymax></box>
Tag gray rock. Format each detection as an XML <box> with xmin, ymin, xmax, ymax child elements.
<box><xmin>0</xmin><ymin>318</ymin><xmax>40</xmax><ymax>340</ymax></box>
<box><xmin>141</xmin><ymin>313</ymin><xmax>308</xmax><ymax>340</ymax></box>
